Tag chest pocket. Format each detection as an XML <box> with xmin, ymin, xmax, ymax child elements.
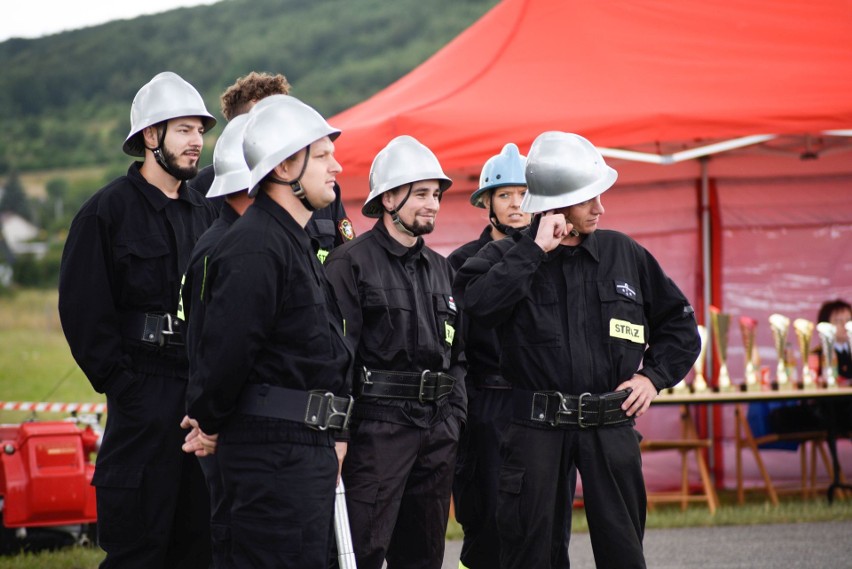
<box><xmin>506</xmin><ymin>280</ymin><xmax>561</xmax><ymax>347</ymax></box>
<box><xmin>361</xmin><ymin>287</ymin><xmax>409</xmax><ymax>352</ymax></box>
<box><xmin>433</xmin><ymin>293</ymin><xmax>458</xmax><ymax>346</ymax></box>
<box><xmin>282</xmin><ymin>285</ymin><xmax>330</xmax><ymax>350</ymax></box>
<box><xmin>597</xmin><ymin>280</ymin><xmax>646</xmax><ymax>348</ymax></box>
<box><xmin>113</xmin><ymin>233</ymin><xmax>171</xmax><ymax>305</ymax></box>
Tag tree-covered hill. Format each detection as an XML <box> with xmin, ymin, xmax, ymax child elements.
<box><xmin>0</xmin><ymin>0</ymin><xmax>499</xmax><ymax>174</ymax></box>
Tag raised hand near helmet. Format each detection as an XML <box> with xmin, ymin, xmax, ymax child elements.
<box><xmin>534</xmin><ymin>212</ymin><xmax>571</xmax><ymax>253</ymax></box>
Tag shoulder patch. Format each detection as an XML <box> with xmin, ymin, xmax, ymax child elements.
<box><xmin>615</xmin><ymin>280</ymin><xmax>637</xmax><ymax>299</ymax></box>
<box><xmin>338</xmin><ymin>218</ymin><xmax>356</xmax><ymax>241</ymax></box>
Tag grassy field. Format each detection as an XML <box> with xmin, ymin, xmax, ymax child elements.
<box><xmin>0</xmin><ymin>289</ymin><xmax>103</xmax><ymax>425</ymax></box>
<box><xmin>1</xmin><ymin>290</ymin><xmax>851</xmax><ymax>567</ymax></box>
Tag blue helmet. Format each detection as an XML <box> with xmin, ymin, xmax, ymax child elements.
<box><xmin>469</xmin><ymin>143</ymin><xmax>526</xmax><ymax>208</ymax></box>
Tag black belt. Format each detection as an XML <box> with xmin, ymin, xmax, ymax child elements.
<box><xmin>470</xmin><ymin>374</ymin><xmax>512</xmax><ymax>390</ymax></box>
<box><xmin>360</xmin><ymin>368</ymin><xmax>455</xmax><ymax>402</ymax></box>
<box><xmin>120</xmin><ymin>312</ymin><xmax>184</xmax><ymax>347</ymax></box>
<box><xmin>514</xmin><ymin>389</ymin><xmax>632</xmax><ymax>428</ymax></box>
<box><xmin>238</xmin><ymin>384</ymin><xmax>353</xmax><ymax>431</ymax></box>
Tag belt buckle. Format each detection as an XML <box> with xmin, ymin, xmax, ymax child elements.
<box><xmin>160</xmin><ymin>313</ymin><xmax>178</xmax><ymax>346</ymax></box>
<box><xmin>418</xmin><ymin>369</ymin><xmax>431</xmax><ymax>403</ymax></box>
<box><xmin>577</xmin><ymin>392</ymin><xmax>592</xmax><ymax>429</ymax></box>
<box><xmin>551</xmin><ymin>391</ymin><xmax>570</xmax><ymax>427</ymax></box>
<box><xmin>308</xmin><ymin>392</ymin><xmax>354</xmax><ymax>431</ymax></box>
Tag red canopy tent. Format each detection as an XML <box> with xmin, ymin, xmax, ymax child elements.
<box><xmin>329</xmin><ymin>0</ymin><xmax>852</xmax><ymax>491</ymax></box>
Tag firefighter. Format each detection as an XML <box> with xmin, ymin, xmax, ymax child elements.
<box><xmin>189</xmin><ymin>71</ymin><xmax>355</xmax><ymax>260</ymax></box>
<box><xmin>324</xmin><ymin>135</ymin><xmax>467</xmax><ymax>569</ymax></box>
<box><xmin>58</xmin><ymin>71</ymin><xmax>217</xmax><ymax>568</ymax></box>
<box><xmin>449</xmin><ymin>144</ymin><xmax>528</xmax><ymax>569</ymax></box>
<box><xmin>453</xmin><ymin>132</ymin><xmax>701</xmax><ymax>569</ymax></box>
<box><xmin>186</xmin><ymin>94</ymin><xmax>353</xmax><ymax>569</ymax></box>
<box><xmin>178</xmin><ymin>112</ymin><xmax>253</xmax><ymax>568</ymax></box>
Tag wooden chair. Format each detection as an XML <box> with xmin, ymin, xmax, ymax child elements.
<box><xmin>734</xmin><ymin>404</ymin><xmax>843</xmax><ymax>505</ymax></box>
<box><xmin>641</xmin><ymin>405</ymin><xmax>719</xmax><ymax>514</ymax></box>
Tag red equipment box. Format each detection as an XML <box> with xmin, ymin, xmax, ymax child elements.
<box><xmin>0</xmin><ymin>421</ymin><xmax>98</xmax><ymax>528</ymax></box>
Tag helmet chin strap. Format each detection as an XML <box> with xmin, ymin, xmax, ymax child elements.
<box><xmin>268</xmin><ymin>145</ymin><xmax>316</xmax><ymax>212</ymax></box>
<box><xmin>488</xmin><ymin>198</ymin><xmax>528</xmax><ymax>237</ymax></box>
<box><xmin>385</xmin><ymin>184</ymin><xmax>415</xmax><ymax>237</ymax></box>
<box><xmin>147</xmin><ymin>124</ymin><xmax>182</xmax><ymax>179</ymax></box>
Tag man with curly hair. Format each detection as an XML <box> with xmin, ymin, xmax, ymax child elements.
<box><xmin>191</xmin><ymin>72</ymin><xmax>355</xmax><ymax>257</ymax></box>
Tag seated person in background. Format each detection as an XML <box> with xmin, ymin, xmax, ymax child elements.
<box><xmin>768</xmin><ymin>299</ymin><xmax>852</xmax><ymax>435</ymax></box>
<box><xmin>813</xmin><ymin>299</ymin><xmax>852</xmax><ymax>381</ymax></box>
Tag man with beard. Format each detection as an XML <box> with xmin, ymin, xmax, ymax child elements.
<box><xmin>324</xmin><ymin>135</ymin><xmax>467</xmax><ymax>569</ymax></box>
<box><xmin>59</xmin><ymin>71</ymin><xmax>217</xmax><ymax>568</ymax></box>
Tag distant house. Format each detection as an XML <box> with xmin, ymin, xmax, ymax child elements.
<box><xmin>0</xmin><ymin>212</ymin><xmax>48</xmax><ymax>259</ymax></box>
<box><xmin>0</xmin><ymin>231</ymin><xmax>12</xmax><ymax>287</ymax></box>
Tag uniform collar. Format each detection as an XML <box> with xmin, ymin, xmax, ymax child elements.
<box><xmin>549</xmin><ymin>231</ymin><xmax>600</xmax><ymax>263</ymax></box>
<box><xmin>253</xmin><ymin>191</ymin><xmax>314</xmax><ymax>252</ymax></box>
<box><xmin>478</xmin><ymin>225</ymin><xmax>494</xmax><ymax>246</ymax></box>
<box><xmin>373</xmin><ymin>218</ymin><xmax>426</xmax><ymax>260</ymax></box>
<box><xmin>220</xmin><ymin>201</ymin><xmax>241</xmax><ymax>225</ymax></box>
<box><xmin>578</xmin><ymin>230</ymin><xmax>600</xmax><ymax>262</ymax></box>
<box><xmin>127</xmin><ymin>162</ymin><xmax>200</xmax><ymax>211</ymax></box>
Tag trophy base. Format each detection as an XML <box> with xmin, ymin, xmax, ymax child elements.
<box><xmin>717</xmin><ymin>384</ymin><xmax>737</xmax><ymax>393</ymax></box>
<box><xmin>776</xmin><ymin>381</ymin><xmax>795</xmax><ymax>391</ymax></box>
<box><xmin>744</xmin><ymin>382</ymin><xmax>762</xmax><ymax>392</ymax></box>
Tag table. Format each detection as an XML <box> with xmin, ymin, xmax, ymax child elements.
<box><xmin>651</xmin><ymin>386</ymin><xmax>852</xmax><ymax>504</ymax></box>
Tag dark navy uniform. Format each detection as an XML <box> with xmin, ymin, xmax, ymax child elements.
<box><xmin>180</xmin><ymin>201</ymin><xmax>240</xmax><ymax>568</ymax></box>
<box><xmin>191</xmin><ymin>164</ymin><xmax>354</xmax><ymax>259</ymax></box>
<box><xmin>453</xmin><ymin>225</ymin><xmax>699</xmax><ymax>569</ymax></box>
<box><xmin>448</xmin><ymin>227</ymin><xmax>512</xmax><ymax>569</ymax></box>
<box><xmin>449</xmin><ymin>227</ymin><xmax>574</xmax><ymax>569</ymax></box>
<box><xmin>187</xmin><ymin>190</ymin><xmax>353</xmax><ymax>569</ymax></box>
<box><xmin>325</xmin><ymin>219</ymin><xmax>467</xmax><ymax>569</ymax></box>
<box><xmin>59</xmin><ymin>162</ymin><xmax>216</xmax><ymax>569</ymax></box>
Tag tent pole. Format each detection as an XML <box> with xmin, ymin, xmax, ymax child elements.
<box><xmin>699</xmin><ymin>157</ymin><xmax>718</xmax><ymax>481</ymax></box>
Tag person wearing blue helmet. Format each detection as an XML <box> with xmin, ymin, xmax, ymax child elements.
<box><xmin>448</xmin><ymin>144</ymin><xmax>529</xmax><ymax>569</ymax></box>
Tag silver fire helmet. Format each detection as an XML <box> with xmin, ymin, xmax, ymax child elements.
<box><xmin>241</xmin><ymin>95</ymin><xmax>341</xmax><ymax>197</ymax></box>
<box><xmin>362</xmin><ymin>135</ymin><xmax>452</xmax><ymax>218</ymax></box>
<box><xmin>123</xmin><ymin>71</ymin><xmax>216</xmax><ymax>157</ymax></box>
<box><xmin>521</xmin><ymin>131</ymin><xmax>617</xmax><ymax>213</ymax></box>
<box><xmin>206</xmin><ymin>114</ymin><xmax>251</xmax><ymax>199</ymax></box>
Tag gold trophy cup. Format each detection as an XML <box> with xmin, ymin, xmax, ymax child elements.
<box><xmin>769</xmin><ymin>313</ymin><xmax>791</xmax><ymax>389</ymax></box>
<box><xmin>692</xmin><ymin>324</ymin><xmax>709</xmax><ymax>393</ymax></box>
<box><xmin>739</xmin><ymin>316</ymin><xmax>760</xmax><ymax>391</ymax></box>
<box><xmin>816</xmin><ymin>322</ymin><xmax>838</xmax><ymax>388</ymax></box>
<box><xmin>710</xmin><ymin>306</ymin><xmax>733</xmax><ymax>391</ymax></box>
<box><xmin>793</xmin><ymin>318</ymin><xmax>816</xmax><ymax>388</ymax></box>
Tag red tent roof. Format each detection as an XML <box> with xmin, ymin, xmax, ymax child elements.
<box><xmin>330</xmin><ymin>0</ymin><xmax>852</xmax><ymax>196</ymax></box>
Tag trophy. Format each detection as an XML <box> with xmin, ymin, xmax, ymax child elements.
<box><xmin>691</xmin><ymin>324</ymin><xmax>709</xmax><ymax>393</ymax></box>
<box><xmin>769</xmin><ymin>314</ymin><xmax>791</xmax><ymax>389</ymax></box>
<box><xmin>793</xmin><ymin>319</ymin><xmax>816</xmax><ymax>387</ymax></box>
<box><xmin>816</xmin><ymin>321</ymin><xmax>838</xmax><ymax>388</ymax></box>
<box><xmin>739</xmin><ymin>316</ymin><xmax>760</xmax><ymax>391</ymax></box>
<box><xmin>710</xmin><ymin>306</ymin><xmax>733</xmax><ymax>391</ymax></box>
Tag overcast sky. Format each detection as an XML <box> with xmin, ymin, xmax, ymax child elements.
<box><xmin>0</xmin><ymin>0</ymin><xmax>221</xmax><ymax>42</ymax></box>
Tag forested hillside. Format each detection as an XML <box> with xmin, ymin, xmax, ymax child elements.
<box><xmin>0</xmin><ymin>0</ymin><xmax>499</xmax><ymax>174</ymax></box>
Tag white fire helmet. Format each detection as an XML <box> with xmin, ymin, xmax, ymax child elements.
<box><xmin>123</xmin><ymin>71</ymin><xmax>216</xmax><ymax>157</ymax></box>
<box><xmin>521</xmin><ymin>131</ymin><xmax>617</xmax><ymax>213</ymax></box>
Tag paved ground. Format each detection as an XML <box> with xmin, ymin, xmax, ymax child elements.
<box><xmin>441</xmin><ymin>520</ymin><xmax>852</xmax><ymax>568</ymax></box>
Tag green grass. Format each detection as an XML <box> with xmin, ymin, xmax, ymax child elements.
<box><xmin>0</xmin><ymin>547</ymin><xmax>104</xmax><ymax>569</ymax></box>
<box><xmin>444</xmin><ymin>491</ymin><xmax>852</xmax><ymax>540</ymax></box>
<box><xmin>0</xmin><ymin>289</ymin><xmax>102</xmax><ymax>425</ymax></box>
